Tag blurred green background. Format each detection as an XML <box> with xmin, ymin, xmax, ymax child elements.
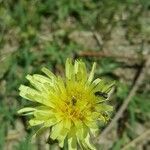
<box><xmin>0</xmin><ymin>0</ymin><xmax>150</xmax><ymax>150</ymax></box>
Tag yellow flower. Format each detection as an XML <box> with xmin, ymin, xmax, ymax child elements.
<box><xmin>18</xmin><ymin>58</ymin><xmax>114</xmax><ymax>150</ymax></box>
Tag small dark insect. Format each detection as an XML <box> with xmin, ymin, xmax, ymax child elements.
<box><xmin>94</xmin><ymin>91</ymin><xmax>108</xmax><ymax>99</ymax></box>
<box><xmin>71</xmin><ymin>97</ymin><xmax>77</xmax><ymax>106</ymax></box>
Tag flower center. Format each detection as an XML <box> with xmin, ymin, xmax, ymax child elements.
<box><xmin>59</xmin><ymin>94</ymin><xmax>92</xmax><ymax>122</ymax></box>
<box><xmin>57</xmin><ymin>83</ymin><xmax>96</xmax><ymax>122</ymax></box>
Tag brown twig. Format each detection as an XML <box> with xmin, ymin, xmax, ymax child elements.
<box><xmin>122</xmin><ymin>129</ymin><xmax>150</xmax><ymax>150</ymax></box>
<box><xmin>96</xmin><ymin>56</ymin><xmax>150</xmax><ymax>143</ymax></box>
<box><xmin>78</xmin><ymin>51</ymin><xmax>143</xmax><ymax>62</ymax></box>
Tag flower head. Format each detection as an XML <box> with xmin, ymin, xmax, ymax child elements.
<box><xmin>18</xmin><ymin>59</ymin><xmax>114</xmax><ymax>150</ymax></box>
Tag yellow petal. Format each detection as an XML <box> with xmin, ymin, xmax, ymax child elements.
<box><xmin>50</xmin><ymin>121</ymin><xmax>64</xmax><ymax>140</ymax></box>
<box><xmin>17</xmin><ymin>107</ymin><xmax>36</xmax><ymax>115</ymax></box>
<box><xmin>75</xmin><ymin>60</ymin><xmax>87</xmax><ymax>83</ymax></box>
<box><xmin>29</xmin><ymin>119</ymin><xmax>44</xmax><ymax>126</ymax></box>
<box><xmin>57</xmin><ymin>128</ymin><xmax>69</xmax><ymax>148</ymax></box>
<box><xmin>76</xmin><ymin>122</ymin><xmax>88</xmax><ymax>140</ymax></box>
<box><xmin>41</xmin><ymin>67</ymin><xmax>56</xmax><ymax>79</ymax></box>
<box><xmin>65</xmin><ymin>58</ymin><xmax>74</xmax><ymax>80</ymax></box>
<box><xmin>89</xmin><ymin>78</ymin><xmax>102</xmax><ymax>90</ymax></box>
<box><xmin>19</xmin><ymin>85</ymin><xmax>39</xmax><ymax>101</ymax></box>
<box><xmin>83</xmin><ymin>134</ymin><xmax>96</xmax><ymax>150</ymax></box>
<box><xmin>96</xmin><ymin>104</ymin><xmax>113</xmax><ymax>112</ymax></box>
<box><xmin>88</xmin><ymin>62</ymin><xmax>96</xmax><ymax>83</ymax></box>
<box><xmin>68</xmin><ymin>136</ymin><xmax>77</xmax><ymax>150</ymax></box>
<box><xmin>26</xmin><ymin>75</ymin><xmax>50</xmax><ymax>92</ymax></box>
<box><xmin>44</xmin><ymin>118</ymin><xmax>58</xmax><ymax>127</ymax></box>
<box><xmin>19</xmin><ymin>85</ymin><xmax>55</xmax><ymax>107</ymax></box>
